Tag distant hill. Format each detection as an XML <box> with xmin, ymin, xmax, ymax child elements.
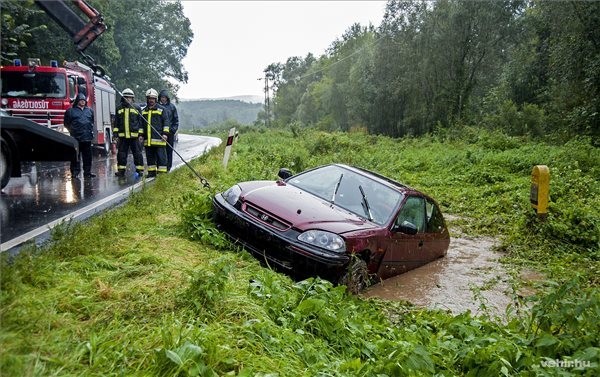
<box><xmin>177</xmin><ymin>99</ymin><xmax>263</xmax><ymax>129</ymax></box>
<box><xmin>180</xmin><ymin>95</ymin><xmax>263</xmax><ymax>104</ymax></box>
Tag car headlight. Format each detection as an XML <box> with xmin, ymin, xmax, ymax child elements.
<box><xmin>222</xmin><ymin>185</ymin><xmax>242</xmax><ymax>205</ymax></box>
<box><xmin>298</xmin><ymin>230</ymin><xmax>346</xmax><ymax>252</ymax></box>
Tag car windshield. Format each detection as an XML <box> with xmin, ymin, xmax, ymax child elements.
<box><xmin>1</xmin><ymin>71</ymin><xmax>67</xmax><ymax>98</ymax></box>
<box><xmin>287</xmin><ymin>165</ymin><xmax>403</xmax><ymax>225</ymax></box>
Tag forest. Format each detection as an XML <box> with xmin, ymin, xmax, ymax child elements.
<box><xmin>265</xmin><ymin>0</ymin><xmax>599</xmax><ymax>141</ymax></box>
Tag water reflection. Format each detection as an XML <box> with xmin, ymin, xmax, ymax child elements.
<box><xmin>1</xmin><ymin>134</ymin><xmax>222</xmax><ymax>246</ymax></box>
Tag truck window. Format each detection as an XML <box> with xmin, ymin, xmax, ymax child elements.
<box><xmin>1</xmin><ymin>71</ymin><xmax>67</xmax><ymax>98</ymax></box>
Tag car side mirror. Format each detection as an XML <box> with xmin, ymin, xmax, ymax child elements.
<box><xmin>393</xmin><ymin>220</ymin><xmax>418</xmax><ymax>235</ymax></box>
<box><xmin>278</xmin><ymin>168</ymin><xmax>293</xmax><ymax>180</ymax></box>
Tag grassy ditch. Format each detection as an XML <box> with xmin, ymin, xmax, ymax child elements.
<box><xmin>1</xmin><ymin>127</ymin><xmax>598</xmax><ymax>375</ymax></box>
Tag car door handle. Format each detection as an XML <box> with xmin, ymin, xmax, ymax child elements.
<box><xmin>418</xmin><ymin>240</ymin><xmax>424</xmax><ymax>247</ymax></box>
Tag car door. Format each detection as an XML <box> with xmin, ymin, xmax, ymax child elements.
<box><xmin>424</xmin><ymin>197</ymin><xmax>450</xmax><ymax>258</ymax></box>
<box><xmin>377</xmin><ymin>195</ymin><xmax>427</xmax><ymax>279</ymax></box>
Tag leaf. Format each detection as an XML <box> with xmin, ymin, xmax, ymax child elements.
<box><xmin>535</xmin><ymin>334</ymin><xmax>559</xmax><ymax>348</ymax></box>
<box><xmin>165</xmin><ymin>349</ymin><xmax>183</xmax><ymax>366</ymax></box>
<box><xmin>295</xmin><ymin>298</ymin><xmax>326</xmax><ymax>314</ymax></box>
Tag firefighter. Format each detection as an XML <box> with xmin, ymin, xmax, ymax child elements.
<box><xmin>113</xmin><ymin>88</ymin><xmax>144</xmax><ymax>177</ymax></box>
<box><xmin>158</xmin><ymin>89</ymin><xmax>179</xmax><ymax>171</ymax></box>
<box><xmin>140</xmin><ymin>88</ymin><xmax>170</xmax><ymax>177</ymax></box>
<box><xmin>64</xmin><ymin>92</ymin><xmax>96</xmax><ymax>178</ymax></box>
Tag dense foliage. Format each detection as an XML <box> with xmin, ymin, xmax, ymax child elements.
<box><xmin>267</xmin><ymin>0</ymin><xmax>600</xmax><ymax>141</ymax></box>
<box><xmin>1</xmin><ymin>127</ymin><xmax>598</xmax><ymax>375</ymax></box>
<box><xmin>0</xmin><ymin>0</ymin><xmax>192</xmax><ymax>99</ymax></box>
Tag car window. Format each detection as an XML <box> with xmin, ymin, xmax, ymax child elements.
<box><xmin>426</xmin><ymin>199</ymin><xmax>445</xmax><ymax>233</ymax></box>
<box><xmin>288</xmin><ymin>165</ymin><xmax>402</xmax><ymax>225</ymax></box>
<box><xmin>395</xmin><ymin>196</ymin><xmax>426</xmax><ymax>233</ymax></box>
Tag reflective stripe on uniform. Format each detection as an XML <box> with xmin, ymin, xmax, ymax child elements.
<box><xmin>117</xmin><ymin>108</ymin><xmax>140</xmax><ymax>138</ymax></box>
<box><xmin>150</xmin><ymin>137</ymin><xmax>166</xmax><ymax>146</ymax></box>
<box><xmin>142</xmin><ymin>108</ymin><xmax>164</xmax><ymax>146</ymax></box>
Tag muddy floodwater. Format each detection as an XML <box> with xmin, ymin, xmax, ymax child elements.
<box><xmin>363</xmin><ymin>234</ymin><xmax>514</xmax><ymax>317</ymax></box>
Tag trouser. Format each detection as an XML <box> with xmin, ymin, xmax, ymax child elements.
<box><xmin>145</xmin><ymin>146</ymin><xmax>167</xmax><ymax>177</ymax></box>
<box><xmin>166</xmin><ymin>133</ymin><xmax>176</xmax><ymax>171</ymax></box>
<box><xmin>70</xmin><ymin>140</ymin><xmax>92</xmax><ymax>176</ymax></box>
<box><xmin>116</xmin><ymin>138</ymin><xmax>144</xmax><ymax>174</ymax></box>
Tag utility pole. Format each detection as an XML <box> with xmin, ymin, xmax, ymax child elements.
<box><xmin>259</xmin><ymin>70</ymin><xmax>273</xmax><ymax>127</ymax></box>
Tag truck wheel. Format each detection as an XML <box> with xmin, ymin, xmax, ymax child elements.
<box><xmin>1</xmin><ymin>137</ymin><xmax>12</xmax><ymax>189</ymax></box>
<box><xmin>338</xmin><ymin>257</ymin><xmax>370</xmax><ymax>294</ymax></box>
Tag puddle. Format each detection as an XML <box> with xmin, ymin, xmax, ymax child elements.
<box><xmin>363</xmin><ymin>234</ymin><xmax>514</xmax><ymax>317</ymax></box>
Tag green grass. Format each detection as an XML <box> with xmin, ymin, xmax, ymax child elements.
<box><xmin>1</xmin><ymin>127</ymin><xmax>598</xmax><ymax>375</ymax></box>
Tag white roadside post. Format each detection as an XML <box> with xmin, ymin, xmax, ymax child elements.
<box><xmin>222</xmin><ymin>127</ymin><xmax>236</xmax><ymax>168</ymax></box>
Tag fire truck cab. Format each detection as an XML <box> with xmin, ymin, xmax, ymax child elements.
<box><xmin>0</xmin><ymin>58</ymin><xmax>116</xmax><ymax>154</ymax></box>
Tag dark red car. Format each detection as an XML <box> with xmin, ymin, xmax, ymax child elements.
<box><xmin>212</xmin><ymin>164</ymin><xmax>450</xmax><ymax>293</ymax></box>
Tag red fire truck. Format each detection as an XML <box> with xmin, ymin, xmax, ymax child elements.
<box><xmin>1</xmin><ymin>0</ymin><xmax>113</xmax><ymax>188</ymax></box>
<box><xmin>0</xmin><ymin>57</ymin><xmax>116</xmax><ymax>154</ymax></box>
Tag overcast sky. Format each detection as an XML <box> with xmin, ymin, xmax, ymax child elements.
<box><xmin>178</xmin><ymin>1</ymin><xmax>386</xmax><ymax>100</ymax></box>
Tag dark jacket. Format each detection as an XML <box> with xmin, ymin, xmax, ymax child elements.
<box><xmin>140</xmin><ymin>102</ymin><xmax>170</xmax><ymax>147</ymax></box>
<box><xmin>113</xmin><ymin>97</ymin><xmax>143</xmax><ymax>138</ymax></box>
<box><xmin>64</xmin><ymin>94</ymin><xmax>94</xmax><ymax>142</ymax></box>
<box><xmin>158</xmin><ymin>89</ymin><xmax>179</xmax><ymax>135</ymax></box>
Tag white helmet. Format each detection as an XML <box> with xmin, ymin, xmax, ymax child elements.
<box><xmin>122</xmin><ymin>88</ymin><xmax>134</xmax><ymax>97</ymax></box>
<box><xmin>145</xmin><ymin>88</ymin><xmax>158</xmax><ymax>99</ymax></box>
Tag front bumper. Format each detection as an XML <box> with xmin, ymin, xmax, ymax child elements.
<box><xmin>212</xmin><ymin>194</ymin><xmax>350</xmax><ymax>278</ymax></box>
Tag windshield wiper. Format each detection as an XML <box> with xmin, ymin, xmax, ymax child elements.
<box><xmin>331</xmin><ymin>173</ymin><xmax>343</xmax><ymax>203</ymax></box>
<box><xmin>359</xmin><ymin>185</ymin><xmax>373</xmax><ymax>221</ymax></box>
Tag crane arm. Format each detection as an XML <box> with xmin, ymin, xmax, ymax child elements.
<box><xmin>34</xmin><ymin>0</ymin><xmax>107</xmax><ymax>52</ymax></box>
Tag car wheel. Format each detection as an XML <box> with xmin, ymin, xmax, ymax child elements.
<box><xmin>1</xmin><ymin>137</ymin><xmax>12</xmax><ymax>189</ymax></box>
<box><xmin>339</xmin><ymin>257</ymin><xmax>370</xmax><ymax>294</ymax></box>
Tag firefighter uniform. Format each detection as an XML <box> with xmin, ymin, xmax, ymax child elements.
<box><xmin>141</xmin><ymin>88</ymin><xmax>170</xmax><ymax>176</ymax></box>
<box><xmin>113</xmin><ymin>90</ymin><xmax>144</xmax><ymax>176</ymax></box>
<box><xmin>158</xmin><ymin>89</ymin><xmax>179</xmax><ymax>171</ymax></box>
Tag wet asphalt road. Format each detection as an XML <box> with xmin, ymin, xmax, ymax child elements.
<box><xmin>0</xmin><ymin>134</ymin><xmax>221</xmax><ymax>251</ymax></box>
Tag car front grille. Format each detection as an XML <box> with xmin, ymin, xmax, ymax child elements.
<box><xmin>243</xmin><ymin>203</ymin><xmax>291</xmax><ymax>231</ymax></box>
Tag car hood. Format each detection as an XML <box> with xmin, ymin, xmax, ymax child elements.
<box><xmin>239</xmin><ymin>181</ymin><xmax>377</xmax><ymax>234</ymax></box>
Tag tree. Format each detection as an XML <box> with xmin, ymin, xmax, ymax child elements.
<box><xmin>102</xmin><ymin>0</ymin><xmax>192</xmax><ymax>98</ymax></box>
<box><xmin>0</xmin><ymin>0</ymin><xmax>46</xmax><ymax>64</ymax></box>
<box><xmin>268</xmin><ymin>55</ymin><xmax>318</xmax><ymax>126</ymax></box>
<box><xmin>537</xmin><ymin>0</ymin><xmax>600</xmax><ymax>137</ymax></box>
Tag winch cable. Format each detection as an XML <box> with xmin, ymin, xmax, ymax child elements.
<box><xmin>81</xmin><ymin>53</ymin><xmax>212</xmax><ymax>189</ymax></box>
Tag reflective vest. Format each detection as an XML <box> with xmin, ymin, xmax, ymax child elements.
<box><xmin>141</xmin><ymin>104</ymin><xmax>170</xmax><ymax>147</ymax></box>
<box><xmin>113</xmin><ymin>104</ymin><xmax>142</xmax><ymax>138</ymax></box>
